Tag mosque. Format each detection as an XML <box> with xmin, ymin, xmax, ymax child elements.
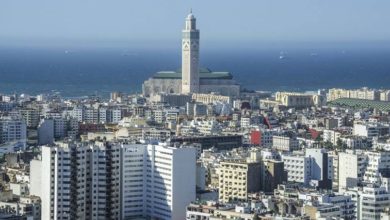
<box><xmin>142</xmin><ymin>12</ymin><xmax>240</xmax><ymax>97</ymax></box>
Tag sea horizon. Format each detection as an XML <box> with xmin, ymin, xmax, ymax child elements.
<box><xmin>1</xmin><ymin>45</ymin><xmax>389</xmax><ymax>97</ymax></box>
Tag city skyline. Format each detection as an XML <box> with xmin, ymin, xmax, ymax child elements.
<box><xmin>2</xmin><ymin>2</ymin><xmax>390</xmax><ymax>220</ymax></box>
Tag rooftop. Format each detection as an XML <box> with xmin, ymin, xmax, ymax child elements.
<box><xmin>152</xmin><ymin>68</ymin><xmax>233</xmax><ymax>80</ymax></box>
<box><xmin>328</xmin><ymin>98</ymin><xmax>390</xmax><ymax>112</ymax></box>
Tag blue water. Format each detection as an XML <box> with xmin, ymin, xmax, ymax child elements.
<box><xmin>0</xmin><ymin>46</ymin><xmax>389</xmax><ymax>97</ymax></box>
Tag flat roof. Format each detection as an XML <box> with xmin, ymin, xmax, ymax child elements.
<box><xmin>328</xmin><ymin>98</ymin><xmax>390</xmax><ymax>112</ymax></box>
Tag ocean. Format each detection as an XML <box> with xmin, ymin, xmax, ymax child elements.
<box><xmin>0</xmin><ymin>46</ymin><xmax>389</xmax><ymax>97</ymax></box>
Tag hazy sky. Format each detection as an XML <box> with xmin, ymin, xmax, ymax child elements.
<box><xmin>1</xmin><ymin>0</ymin><xmax>390</xmax><ymax>49</ymax></box>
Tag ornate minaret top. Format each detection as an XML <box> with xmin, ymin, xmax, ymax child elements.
<box><xmin>181</xmin><ymin>10</ymin><xmax>200</xmax><ymax>94</ymax></box>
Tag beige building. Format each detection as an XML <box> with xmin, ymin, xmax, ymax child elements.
<box><xmin>328</xmin><ymin>88</ymin><xmax>380</xmax><ymax>101</ymax></box>
<box><xmin>380</xmin><ymin>90</ymin><xmax>390</xmax><ymax>101</ymax></box>
<box><xmin>275</xmin><ymin>92</ymin><xmax>325</xmax><ymax>108</ymax></box>
<box><xmin>192</xmin><ymin>93</ymin><xmax>232</xmax><ymax>104</ymax></box>
<box><xmin>217</xmin><ymin>160</ymin><xmax>261</xmax><ymax>203</ymax></box>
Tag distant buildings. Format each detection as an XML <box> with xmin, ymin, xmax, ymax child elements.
<box><xmin>328</xmin><ymin>87</ymin><xmax>381</xmax><ymax>101</ymax></box>
<box><xmin>275</xmin><ymin>92</ymin><xmax>326</xmax><ymax>108</ymax></box>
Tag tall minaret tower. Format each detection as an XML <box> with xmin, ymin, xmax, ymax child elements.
<box><xmin>181</xmin><ymin>10</ymin><xmax>200</xmax><ymax>94</ymax></box>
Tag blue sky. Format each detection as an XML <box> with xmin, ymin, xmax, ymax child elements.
<box><xmin>1</xmin><ymin>0</ymin><xmax>389</xmax><ymax>49</ymax></box>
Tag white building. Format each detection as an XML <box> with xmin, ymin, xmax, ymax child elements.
<box><xmin>364</xmin><ymin>151</ymin><xmax>390</xmax><ymax>185</ymax></box>
<box><xmin>70</xmin><ymin>106</ymin><xmax>84</xmax><ymax>122</ymax></box>
<box><xmin>108</xmin><ymin>109</ymin><xmax>122</xmax><ymax>123</ymax></box>
<box><xmin>320</xmin><ymin>194</ymin><xmax>355</xmax><ymax>219</ymax></box>
<box><xmin>272</xmin><ymin>135</ymin><xmax>299</xmax><ymax>152</ymax></box>
<box><xmin>282</xmin><ymin>154</ymin><xmax>311</xmax><ymax>185</ymax></box>
<box><xmin>338</xmin><ymin>150</ymin><xmax>367</xmax><ymax>192</ymax></box>
<box><xmin>358</xmin><ymin>186</ymin><xmax>390</xmax><ymax>220</ymax></box>
<box><xmin>0</xmin><ymin>116</ymin><xmax>27</xmax><ymax>144</ymax></box>
<box><xmin>31</xmin><ymin>141</ymin><xmax>196</xmax><ymax>220</ymax></box>
<box><xmin>323</xmin><ymin>129</ymin><xmax>341</xmax><ymax>145</ymax></box>
<box><xmin>121</xmin><ymin>143</ymin><xmax>196</xmax><ymax>220</ymax></box>
<box><xmin>353</xmin><ymin>120</ymin><xmax>389</xmax><ymax>139</ymax></box>
<box><xmin>240</xmin><ymin>116</ymin><xmax>251</xmax><ymax>128</ymax></box>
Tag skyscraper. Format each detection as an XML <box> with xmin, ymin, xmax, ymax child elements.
<box><xmin>181</xmin><ymin>10</ymin><xmax>200</xmax><ymax>94</ymax></box>
<box><xmin>30</xmin><ymin>141</ymin><xmax>196</xmax><ymax>220</ymax></box>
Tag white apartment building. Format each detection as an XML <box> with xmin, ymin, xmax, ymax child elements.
<box><xmin>272</xmin><ymin>135</ymin><xmax>299</xmax><ymax>152</ymax></box>
<box><xmin>31</xmin><ymin>142</ymin><xmax>121</xmax><ymax>220</ymax></box>
<box><xmin>240</xmin><ymin>117</ymin><xmax>251</xmax><ymax>128</ymax></box>
<box><xmin>306</xmin><ymin>148</ymin><xmax>333</xmax><ymax>189</ymax></box>
<box><xmin>364</xmin><ymin>151</ymin><xmax>390</xmax><ymax>185</ymax></box>
<box><xmin>20</xmin><ymin>108</ymin><xmax>40</xmax><ymax>128</ymax></box>
<box><xmin>71</xmin><ymin>106</ymin><xmax>84</xmax><ymax>122</ymax></box>
<box><xmin>0</xmin><ymin>116</ymin><xmax>27</xmax><ymax>144</ymax></box>
<box><xmin>340</xmin><ymin>136</ymin><xmax>367</xmax><ymax>149</ymax></box>
<box><xmin>282</xmin><ymin>154</ymin><xmax>311</xmax><ymax>185</ymax></box>
<box><xmin>320</xmin><ymin>194</ymin><xmax>356</xmax><ymax>219</ymax></box>
<box><xmin>260</xmin><ymin>129</ymin><xmax>275</xmax><ymax>147</ymax></box>
<box><xmin>53</xmin><ymin>117</ymin><xmax>67</xmax><ymax>139</ymax></box>
<box><xmin>197</xmin><ymin>120</ymin><xmax>221</xmax><ymax>135</ymax></box>
<box><xmin>323</xmin><ymin>129</ymin><xmax>341</xmax><ymax>145</ymax></box>
<box><xmin>84</xmin><ymin>107</ymin><xmax>99</xmax><ymax>123</ymax></box>
<box><xmin>299</xmin><ymin>192</ymin><xmax>355</xmax><ymax>219</ymax></box>
<box><xmin>338</xmin><ymin>150</ymin><xmax>367</xmax><ymax>192</ymax></box>
<box><xmin>358</xmin><ymin>186</ymin><xmax>390</xmax><ymax>220</ymax></box>
<box><xmin>98</xmin><ymin>107</ymin><xmax>108</xmax><ymax>123</ymax></box>
<box><xmin>31</xmin><ymin>141</ymin><xmax>196</xmax><ymax>220</ymax></box>
<box><xmin>153</xmin><ymin>109</ymin><xmax>164</xmax><ymax>123</ymax></box>
<box><xmin>107</xmin><ymin>108</ymin><xmax>122</xmax><ymax>123</ymax></box>
<box><xmin>121</xmin><ymin>143</ymin><xmax>196</xmax><ymax>220</ymax></box>
<box><xmin>353</xmin><ymin>120</ymin><xmax>389</xmax><ymax>139</ymax></box>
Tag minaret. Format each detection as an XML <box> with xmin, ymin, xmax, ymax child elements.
<box><xmin>181</xmin><ymin>10</ymin><xmax>200</xmax><ymax>94</ymax></box>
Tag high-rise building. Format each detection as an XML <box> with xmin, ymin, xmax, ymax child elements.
<box><xmin>30</xmin><ymin>141</ymin><xmax>196</xmax><ymax>220</ymax></box>
<box><xmin>181</xmin><ymin>10</ymin><xmax>200</xmax><ymax>94</ymax></box>
<box><xmin>121</xmin><ymin>143</ymin><xmax>196</xmax><ymax>220</ymax></box>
